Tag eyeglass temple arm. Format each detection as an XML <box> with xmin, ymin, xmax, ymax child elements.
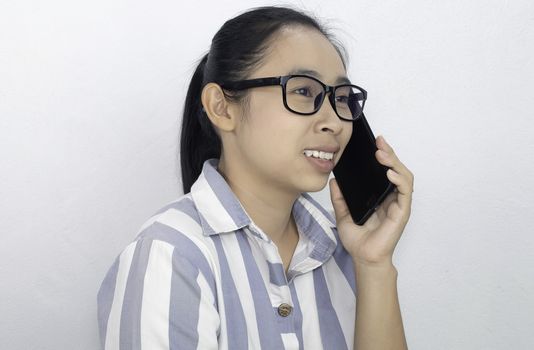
<box><xmin>349</xmin><ymin>92</ymin><xmax>366</xmax><ymax>100</ymax></box>
<box><xmin>219</xmin><ymin>77</ymin><xmax>281</xmax><ymax>90</ymax></box>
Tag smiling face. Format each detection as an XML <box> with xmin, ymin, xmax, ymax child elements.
<box><xmin>217</xmin><ymin>25</ymin><xmax>353</xmax><ymax>195</ymax></box>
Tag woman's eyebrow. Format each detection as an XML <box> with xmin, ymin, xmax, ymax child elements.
<box><xmin>287</xmin><ymin>68</ymin><xmax>351</xmax><ymax>85</ymax></box>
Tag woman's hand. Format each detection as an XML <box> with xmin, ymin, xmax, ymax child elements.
<box><xmin>329</xmin><ymin>135</ymin><xmax>414</xmax><ymax>267</ymax></box>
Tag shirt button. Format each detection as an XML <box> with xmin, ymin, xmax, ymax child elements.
<box><xmin>277</xmin><ymin>303</ymin><xmax>293</xmax><ymax>317</ymax></box>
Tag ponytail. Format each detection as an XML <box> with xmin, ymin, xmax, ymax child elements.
<box><xmin>180</xmin><ymin>53</ymin><xmax>221</xmax><ymax>194</ymax></box>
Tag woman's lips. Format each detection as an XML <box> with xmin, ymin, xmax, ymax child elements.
<box><xmin>304</xmin><ymin>154</ymin><xmax>335</xmax><ymax>172</ymax></box>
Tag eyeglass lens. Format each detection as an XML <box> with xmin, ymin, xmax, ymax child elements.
<box><xmin>285</xmin><ymin>76</ymin><xmax>364</xmax><ymax>119</ymax></box>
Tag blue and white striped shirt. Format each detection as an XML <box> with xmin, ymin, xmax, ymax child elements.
<box><xmin>97</xmin><ymin>158</ymin><xmax>356</xmax><ymax>350</ymax></box>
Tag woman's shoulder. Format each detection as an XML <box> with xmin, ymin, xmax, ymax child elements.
<box><xmin>128</xmin><ymin>193</ymin><xmax>218</xmax><ymax>273</ymax></box>
<box><xmin>136</xmin><ymin>193</ymin><xmax>201</xmax><ymax>237</ymax></box>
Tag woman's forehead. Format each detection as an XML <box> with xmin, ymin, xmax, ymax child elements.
<box><xmin>253</xmin><ymin>27</ymin><xmax>347</xmax><ymax>82</ymax></box>
<box><xmin>286</xmin><ymin>68</ymin><xmax>351</xmax><ymax>85</ymax></box>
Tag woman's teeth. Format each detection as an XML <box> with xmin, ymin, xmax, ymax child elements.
<box><xmin>303</xmin><ymin>150</ymin><xmax>334</xmax><ymax>160</ymax></box>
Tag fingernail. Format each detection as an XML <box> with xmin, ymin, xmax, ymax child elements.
<box><xmin>377</xmin><ymin>149</ymin><xmax>387</xmax><ymax>157</ymax></box>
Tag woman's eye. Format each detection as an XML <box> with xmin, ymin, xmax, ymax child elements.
<box><xmin>292</xmin><ymin>87</ymin><xmax>313</xmax><ymax>97</ymax></box>
<box><xmin>336</xmin><ymin>95</ymin><xmax>349</xmax><ymax>103</ymax></box>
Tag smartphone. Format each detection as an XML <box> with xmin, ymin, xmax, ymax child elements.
<box><xmin>332</xmin><ymin>112</ymin><xmax>396</xmax><ymax>225</ymax></box>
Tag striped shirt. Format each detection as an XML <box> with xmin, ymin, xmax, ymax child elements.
<box><xmin>97</xmin><ymin>158</ymin><xmax>356</xmax><ymax>350</ymax></box>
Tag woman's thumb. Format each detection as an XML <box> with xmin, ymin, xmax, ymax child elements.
<box><xmin>329</xmin><ymin>178</ymin><xmax>351</xmax><ymax>223</ymax></box>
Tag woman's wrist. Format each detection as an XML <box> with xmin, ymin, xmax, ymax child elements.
<box><xmin>352</xmin><ymin>259</ymin><xmax>406</xmax><ymax>350</ymax></box>
<box><xmin>353</xmin><ymin>259</ymin><xmax>398</xmax><ymax>282</ymax></box>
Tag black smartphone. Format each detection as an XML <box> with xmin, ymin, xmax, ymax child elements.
<box><xmin>332</xmin><ymin>112</ymin><xmax>396</xmax><ymax>225</ymax></box>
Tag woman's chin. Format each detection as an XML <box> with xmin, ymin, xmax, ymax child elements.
<box><xmin>298</xmin><ymin>175</ymin><xmax>330</xmax><ymax>193</ymax></box>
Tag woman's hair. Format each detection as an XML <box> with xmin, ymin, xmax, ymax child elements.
<box><xmin>179</xmin><ymin>5</ymin><xmax>348</xmax><ymax>194</ymax></box>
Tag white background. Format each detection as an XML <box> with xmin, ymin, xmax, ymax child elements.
<box><xmin>1</xmin><ymin>0</ymin><xmax>533</xmax><ymax>349</ymax></box>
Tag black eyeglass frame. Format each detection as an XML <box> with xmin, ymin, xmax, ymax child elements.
<box><xmin>218</xmin><ymin>74</ymin><xmax>367</xmax><ymax>121</ymax></box>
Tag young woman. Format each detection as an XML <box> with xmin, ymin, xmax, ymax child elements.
<box><xmin>98</xmin><ymin>5</ymin><xmax>413</xmax><ymax>350</ymax></box>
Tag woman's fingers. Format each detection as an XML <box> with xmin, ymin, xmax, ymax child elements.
<box><xmin>375</xmin><ymin>136</ymin><xmax>414</xmax><ymax>217</ymax></box>
<box><xmin>386</xmin><ymin>168</ymin><xmax>413</xmax><ymax>216</ymax></box>
<box><xmin>376</xmin><ymin>136</ymin><xmax>412</xmax><ymax>178</ymax></box>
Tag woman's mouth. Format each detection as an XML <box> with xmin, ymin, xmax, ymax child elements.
<box><xmin>303</xmin><ymin>150</ymin><xmax>335</xmax><ymax>172</ymax></box>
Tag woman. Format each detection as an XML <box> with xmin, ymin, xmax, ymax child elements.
<box><xmin>98</xmin><ymin>5</ymin><xmax>413</xmax><ymax>350</ymax></box>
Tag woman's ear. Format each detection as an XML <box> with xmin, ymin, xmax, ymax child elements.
<box><xmin>201</xmin><ymin>83</ymin><xmax>238</xmax><ymax>132</ymax></box>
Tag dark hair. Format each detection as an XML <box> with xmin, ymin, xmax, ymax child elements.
<box><xmin>179</xmin><ymin>5</ymin><xmax>348</xmax><ymax>194</ymax></box>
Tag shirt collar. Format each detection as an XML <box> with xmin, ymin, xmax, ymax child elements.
<box><xmin>190</xmin><ymin>158</ymin><xmax>337</xmax><ymax>249</ymax></box>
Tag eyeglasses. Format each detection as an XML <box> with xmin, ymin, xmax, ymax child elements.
<box><xmin>218</xmin><ymin>74</ymin><xmax>367</xmax><ymax>121</ymax></box>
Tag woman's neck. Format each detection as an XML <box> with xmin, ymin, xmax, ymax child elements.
<box><xmin>217</xmin><ymin>157</ymin><xmax>299</xmax><ymax>244</ymax></box>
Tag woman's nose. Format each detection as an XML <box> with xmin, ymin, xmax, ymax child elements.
<box><xmin>316</xmin><ymin>95</ymin><xmax>344</xmax><ymax>133</ymax></box>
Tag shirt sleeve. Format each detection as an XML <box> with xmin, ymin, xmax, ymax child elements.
<box><xmin>97</xmin><ymin>238</ymin><xmax>220</xmax><ymax>350</ymax></box>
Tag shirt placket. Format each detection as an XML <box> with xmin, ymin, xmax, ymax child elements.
<box><xmin>246</xmin><ymin>225</ymin><xmax>297</xmax><ymax>332</ymax></box>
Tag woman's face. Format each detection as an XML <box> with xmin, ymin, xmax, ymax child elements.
<box><xmin>228</xmin><ymin>26</ymin><xmax>353</xmax><ymax>194</ymax></box>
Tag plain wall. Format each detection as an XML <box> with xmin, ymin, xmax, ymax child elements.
<box><xmin>1</xmin><ymin>0</ymin><xmax>533</xmax><ymax>349</ymax></box>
